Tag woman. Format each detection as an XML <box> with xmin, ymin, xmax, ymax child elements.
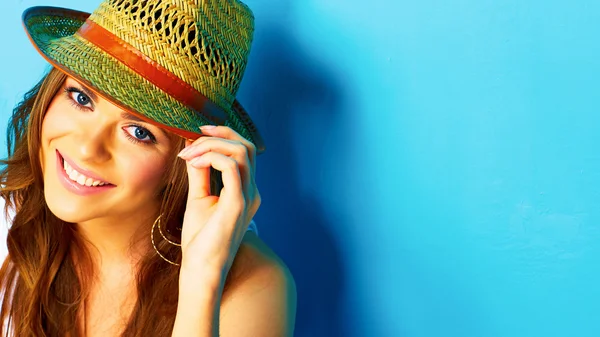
<box><xmin>0</xmin><ymin>0</ymin><xmax>296</xmax><ymax>336</ymax></box>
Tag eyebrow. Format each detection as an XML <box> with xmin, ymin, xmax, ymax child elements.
<box><xmin>120</xmin><ymin>111</ymin><xmax>144</xmax><ymax>122</ymax></box>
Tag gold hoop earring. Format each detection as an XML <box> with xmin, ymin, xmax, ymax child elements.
<box><xmin>151</xmin><ymin>215</ymin><xmax>181</xmax><ymax>266</ymax></box>
<box><xmin>157</xmin><ymin>215</ymin><xmax>181</xmax><ymax>247</ymax></box>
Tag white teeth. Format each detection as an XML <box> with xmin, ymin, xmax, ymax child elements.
<box><xmin>62</xmin><ymin>159</ymin><xmax>107</xmax><ymax>187</ymax></box>
<box><xmin>68</xmin><ymin>169</ymin><xmax>78</xmax><ymax>181</ymax></box>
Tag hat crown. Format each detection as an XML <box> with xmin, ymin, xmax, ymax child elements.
<box><xmin>89</xmin><ymin>0</ymin><xmax>255</xmax><ymax>109</ymax></box>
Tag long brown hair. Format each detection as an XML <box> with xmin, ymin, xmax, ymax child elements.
<box><xmin>0</xmin><ymin>67</ymin><xmax>223</xmax><ymax>336</ymax></box>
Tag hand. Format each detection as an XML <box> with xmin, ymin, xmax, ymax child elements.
<box><xmin>177</xmin><ymin>125</ymin><xmax>261</xmax><ymax>283</ymax></box>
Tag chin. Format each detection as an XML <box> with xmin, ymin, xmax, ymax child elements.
<box><xmin>42</xmin><ymin>180</ymin><xmax>108</xmax><ymax>224</ymax></box>
<box><xmin>44</xmin><ymin>192</ymin><xmax>95</xmax><ymax>224</ymax></box>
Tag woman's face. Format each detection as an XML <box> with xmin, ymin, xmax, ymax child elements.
<box><xmin>40</xmin><ymin>76</ymin><xmax>175</xmax><ymax>224</ymax></box>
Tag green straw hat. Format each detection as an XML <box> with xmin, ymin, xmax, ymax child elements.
<box><xmin>22</xmin><ymin>0</ymin><xmax>265</xmax><ymax>154</ymax></box>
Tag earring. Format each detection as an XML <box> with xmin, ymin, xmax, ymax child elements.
<box><xmin>151</xmin><ymin>215</ymin><xmax>181</xmax><ymax>266</ymax></box>
<box><xmin>157</xmin><ymin>215</ymin><xmax>181</xmax><ymax>247</ymax></box>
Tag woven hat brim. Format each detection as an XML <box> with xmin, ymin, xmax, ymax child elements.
<box><xmin>22</xmin><ymin>6</ymin><xmax>265</xmax><ymax>154</ymax></box>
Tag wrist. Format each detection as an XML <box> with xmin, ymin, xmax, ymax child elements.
<box><xmin>179</xmin><ymin>260</ymin><xmax>223</xmax><ymax>285</ymax></box>
<box><xmin>178</xmin><ymin>266</ymin><xmax>223</xmax><ymax>303</ymax></box>
<box><xmin>173</xmin><ymin>272</ymin><xmax>223</xmax><ymax>337</ymax></box>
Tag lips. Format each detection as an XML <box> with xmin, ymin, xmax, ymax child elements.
<box><xmin>57</xmin><ymin>150</ymin><xmax>114</xmax><ymax>187</ymax></box>
<box><xmin>63</xmin><ymin>159</ymin><xmax>109</xmax><ymax>186</ymax></box>
<box><xmin>55</xmin><ymin>150</ymin><xmax>116</xmax><ymax>196</ymax></box>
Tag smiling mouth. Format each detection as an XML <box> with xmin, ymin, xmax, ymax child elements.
<box><xmin>58</xmin><ymin>152</ymin><xmax>113</xmax><ymax>187</ymax></box>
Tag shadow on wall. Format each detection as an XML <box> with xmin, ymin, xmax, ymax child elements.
<box><xmin>243</xmin><ymin>23</ymin><xmax>346</xmax><ymax>337</ymax></box>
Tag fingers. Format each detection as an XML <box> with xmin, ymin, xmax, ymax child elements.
<box><xmin>179</xmin><ymin>137</ymin><xmax>250</xmax><ymax>170</ymax></box>
<box><xmin>184</xmin><ymin>150</ymin><xmax>212</xmax><ymax>200</ymax></box>
<box><xmin>179</xmin><ymin>125</ymin><xmax>260</xmax><ymax>223</ymax></box>
<box><xmin>179</xmin><ymin>137</ymin><xmax>252</xmax><ymax>196</ymax></box>
<box><xmin>177</xmin><ymin>127</ymin><xmax>261</xmax><ymax>274</ymax></box>
<box><xmin>186</xmin><ymin>151</ymin><xmax>244</xmax><ymax>216</ymax></box>
<box><xmin>197</xmin><ymin>125</ymin><xmax>257</xmax><ymax>175</ymax></box>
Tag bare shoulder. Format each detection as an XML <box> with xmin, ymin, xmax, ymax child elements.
<box><xmin>219</xmin><ymin>231</ymin><xmax>297</xmax><ymax>337</ymax></box>
<box><xmin>224</xmin><ymin>231</ymin><xmax>296</xmax><ymax>300</ymax></box>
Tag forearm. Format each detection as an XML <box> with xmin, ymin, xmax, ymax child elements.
<box><xmin>172</xmin><ymin>271</ymin><xmax>224</xmax><ymax>337</ymax></box>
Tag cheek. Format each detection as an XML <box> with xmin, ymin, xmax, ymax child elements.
<box><xmin>41</xmin><ymin>99</ymin><xmax>76</xmax><ymax>145</ymax></box>
<box><xmin>40</xmin><ymin>97</ymin><xmax>70</xmax><ymax>170</ymax></box>
<box><xmin>119</xmin><ymin>152</ymin><xmax>171</xmax><ymax>194</ymax></box>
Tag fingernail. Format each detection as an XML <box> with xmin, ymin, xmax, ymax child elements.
<box><xmin>177</xmin><ymin>146</ymin><xmax>192</xmax><ymax>158</ymax></box>
<box><xmin>189</xmin><ymin>156</ymin><xmax>204</xmax><ymax>167</ymax></box>
<box><xmin>200</xmin><ymin>125</ymin><xmax>217</xmax><ymax>131</ymax></box>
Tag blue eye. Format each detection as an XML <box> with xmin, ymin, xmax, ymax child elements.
<box><xmin>124</xmin><ymin>125</ymin><xmax>157</xmax><ymax>145</ymax></box>
<box><xmin>75</xmin><ymin>92</ymin><xmax>90</xmax><ymax>105</ymax></box>
<box><xmin>134</xmin><ymin>127</ymin><xmax>149</xmax><ymax>140</ymax></box>
<box><xmin>65</xmin><ymin>87</ymin><xmax>93</xmax><ymax>109</ymax></box>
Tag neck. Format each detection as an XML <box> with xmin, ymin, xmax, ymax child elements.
<box><xmin>76</xmin><ymin>211</ymin><xmax>157</xmax><ymax>267</ymax></box>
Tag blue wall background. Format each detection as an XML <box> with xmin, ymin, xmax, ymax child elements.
<box><xmin>1</xmin><ymin>0</ymin><xmax>600</xmax><ymax>336</ymax></box>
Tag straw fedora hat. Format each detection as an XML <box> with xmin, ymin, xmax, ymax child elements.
<box><xmin>22</xmin><ymin>0</ymin><xmax>265</xmax><ymax>154</ymax></box>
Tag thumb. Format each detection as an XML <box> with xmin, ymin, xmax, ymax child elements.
<box><xmin>185</xmin><ymin>156</ymin><xmax>212</xmax><ymax>201</ymax></box>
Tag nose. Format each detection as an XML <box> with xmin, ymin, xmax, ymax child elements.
<box><xmin>72</xmin><ymin>111</ymin><xmax>115</xmax><ymax>164</ymax></box>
